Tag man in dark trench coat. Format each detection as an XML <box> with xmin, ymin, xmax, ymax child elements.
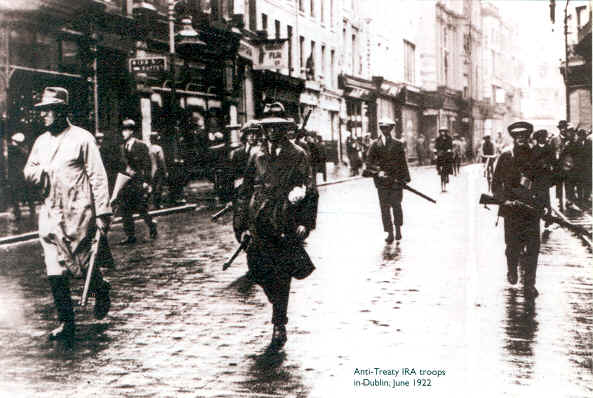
<box><xmin>233</xmin><ymin>106</ymin><xmax>318</xmax><ymax>351</ymax></box>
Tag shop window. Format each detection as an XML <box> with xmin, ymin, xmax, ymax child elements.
<box><xmin>9</xmin><ymin>29</ymin><xmax>34</xmax><ymax>67</ymax></box>
<box><xmin>61</xmin><ymin>40</ymin><xmax>81</xmax><ymax>75</ymax></box>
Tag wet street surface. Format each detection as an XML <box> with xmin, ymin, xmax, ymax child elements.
<box><xmin>0</xmin><ymin>164</ymin><xmax>591</xmax><ymax>398</ymax></box>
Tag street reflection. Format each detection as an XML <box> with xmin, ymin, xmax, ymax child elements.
<box><xmin>503</xmin><ymin>288</ymin><xmax>538</xmax><ymax>384</ymax></box>
<box><xmin>242</xmin><ymin>349</ymin><xmax>309</xmax><ymax>397</ymax></box>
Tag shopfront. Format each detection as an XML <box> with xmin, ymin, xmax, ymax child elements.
<box><xmin>339</xmin><ymin>74</ymin><xmax>377</xmax><ymax>139</ymax></box>
<box><xmin>398</xmin><ymin>86</ymin><xmax>423</xmax><ymax>161</ymax></box>
<box><xmin>253</xmin><ymin>69</ymin><xmax>304</xmax><ymax>122</ymax></box>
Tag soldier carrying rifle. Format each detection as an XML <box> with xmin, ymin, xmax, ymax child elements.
<box><xmin>491</xmin><ymin>121</ymin><xmax>551</xmax><ymax>298</ymax></box>
<box><xmin>232</xmin><ymin>103</ymin><xmax>318</xmax><ymax>351</ymax></box>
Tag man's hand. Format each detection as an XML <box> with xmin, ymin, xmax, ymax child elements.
<box><xmin>240</xmin><ymin>231</ymin><xmax>251</xmax><ymax>242</ymax></box>
<box><xmin>296</xmin><ymin>225</ymin><xmax>307</xmax><ymax>240</ymax></box>
<box><xmin>288</xmin><ymin>185</ymin><xmax>306</xmax><ymax>204</ymax></box>
<box><xmin>96</xmin><ymin>215</ymin><xmax>112</xmax><ymax>236</ymax></box>
<box><xmin>377</xmin><ymin>171</ymin><xmax>387</xmax><ymax>178</ymax></box>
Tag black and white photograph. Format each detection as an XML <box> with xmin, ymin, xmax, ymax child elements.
<box><xmin>0</xmin><ymin>0</ymin><xmax>591</xmax><ymax>397</ymax></box>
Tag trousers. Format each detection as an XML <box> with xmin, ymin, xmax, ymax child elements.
<box><xmin>376</xmin><ymin>187</ymin><xmax>403</xmax><ymax>232</ymax></box>
<box><xmin>246</xmin><ymin>245</ymin><xmax>292</xmax><ymax>326</ymax></box>
<box><xmin>504</xmin><ymin>215</ymin><xmax>540</xmax><ymax>288</ymax></box>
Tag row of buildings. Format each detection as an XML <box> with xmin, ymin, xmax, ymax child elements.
<box><xmin>0</xmin><ymin>0</ymin><xmax>582</xmax><ymax>186</ymax></box>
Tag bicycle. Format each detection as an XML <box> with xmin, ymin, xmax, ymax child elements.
<box><xmin>436</xmin><ymin>150</ymin><xmax>453</xmax><ymax>192</ymax></box>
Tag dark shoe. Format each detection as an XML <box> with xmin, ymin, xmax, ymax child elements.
<box><xmin>385</xmin><ymin>232</ymin><xmax>395</xmax><ymax>243</ymax></box>
<box><xmin>269</xmin><ymin>325</ymin><xmax>287</xmax><ymax>351</ymax></box>
<box><xmin>507</xmin><ymin>268</ymin><xmax>518</xmax><ymax>285</ymax></box>
<box><xmin>118</xmin><ymin>236</ymin><xmax>137</xmax><ymax>245</ymax></box>
<box><xmin>149</xmin><ymin>222</ymin><xmax>158</xmax><ymax>240</ymax></box>
<box><xmin>395</xmin><ymin>227</ymin><xmax>402</xmax><ymax>241</ymax></box>
<box><xmin>49</xmin><ymin>321</ymin><xmax>75</xmax><ymax>343</ymax></box>
<box><xmin>93</xmin><ymin>280</ymin><xmax>111</xmax><ymax>320</ymax></box>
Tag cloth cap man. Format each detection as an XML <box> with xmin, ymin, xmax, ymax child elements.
<box><xmin>25</xmin><ymin>86</ymin><xmax>113</xmax><ymax>345</ymax></box>
<box><xmin>366</xmin><ymin>117</ymin><xmax>411</xmax><ymax>243</ymax></box>
<box><xmin>115</xmin><ymin>118</ymin><xmax>158</xmax><ymax>244</ymax></box>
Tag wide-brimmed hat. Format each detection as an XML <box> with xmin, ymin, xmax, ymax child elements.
<box><xmin>507</xmin><ymin>121</ymin><xmax>533</xmax><ymax>139</ymax></box>
<box><xmin>378</xmin><ymin>117</ymin><xmax>396</xmax><ymax>127</ymax></box>
<box><xmin>557</xmin><ymin>120</ymin><xmax>568</xmax><ymax>129</ymax></box>
<box><xmin>438</xmin><ymin>127</ymin><xmax>449</xmax><ymax>133</ymax></box>
<box><xmin>34</xmin><ymin>87</ymin><xmax>69</xmax><ymax>109</ymax></box>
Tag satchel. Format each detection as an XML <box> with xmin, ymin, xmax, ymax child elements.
<box><xmin>279</xmin><ymin>240</ymin><xmax>315</xmax><ymax>280</ymax></box>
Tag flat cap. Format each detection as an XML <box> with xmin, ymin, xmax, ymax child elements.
<box><xmin>122</xmin><ymin>119</ymin><xmax>136</xmax><ymax>129</ymax></box>
<box><xmin>507</xmin><ymin>121</ymin><xmax>533</xmax><ymax>138</ymax></box>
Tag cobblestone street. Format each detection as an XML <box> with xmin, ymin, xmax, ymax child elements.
<box><xmin>0</xmin><ymin>165</ymin><xmax>591</xmax><ymax>398</ymax></box>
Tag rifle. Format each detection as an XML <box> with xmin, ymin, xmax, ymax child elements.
<box><xmin>362</xmin><ymin>167</ymin><xmax>437</xmax><ymax>204</ymax></box>
<box><xmin>211</xmin><ymin>202</ymin><xmax>233</xmax><ymax>221</ymax></box>
<box><xmin>80</xmin><ymin>229</ymin><xmax>102</xmax><ymax>306</ymax></box>
<box><xmin>479</xmin><ymin>193</ymin><xmax>592</xmax><ymax>238</ymax></box>
<box><xmin>222</xmin><ymin>234</ymin><xmax>251</xmax><ymax>270</ymax></box>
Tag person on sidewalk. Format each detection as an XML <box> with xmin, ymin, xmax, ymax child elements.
<box><xmin>492</xmin><ymin>121</ymin><xmax>546</xmax><ymax>298</ymax></box>
<box><xmin>149</xmin><ymin>131</ymin><xmax>168</xmax><ymax>209</ymax></box>
<box><xmin>24</xmin><ymin>86</ymin><xmax>113</xmax><ymax>346</ymax></box>
<box><xmin>366</xmin><ymin>117</ymin><xmax>411</xmax><ymax>243</ymax></box>
<box><xmin>115</xmin><ymin>119</ymin><xmax>157</xmax><ymax>244</ymax></box>
<box><xmin>233</xmin><ymin>106</ymin><xmax>318</xmax><ymax>352</ymax></box>
<box><xmin>7</xmin><ymin>132</ymin><xmax>36</xmax><ymax>220</ymax></box>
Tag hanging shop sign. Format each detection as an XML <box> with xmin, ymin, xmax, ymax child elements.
<box><xmin>129</xmin><ymin>57</ymin><xmax>168</xmax><ymax>74</ymax></box>
<box><xmin>238</xmin><ymin>40</ymin><xmax>256</xmax><ymax>62</ymax></box>
<box><xmin>254</xmin><ymin>39</ymin><xmax>289</xmax><ymax>71</ymax></box>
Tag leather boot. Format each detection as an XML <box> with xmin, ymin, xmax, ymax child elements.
<box><xmin>385</xmin><ymin>231</ymin><xmax>394</xmax><ymax>243</ymax></box>
<box><xmin>269</xmin><ymin>324</ymin><xmax>287</xmax><ymax>351</ymax></box>
<box><xmin>48</xmin><ymin>276</ymin><xmax>75</xmax><ymax>344</ymax></box>
<box><xmin>395</xmin><ymin>226</ymin><xmax>402</xmax><ymax>241</ymax></box>
<box><xmin>92</xmin><ymin>278</ymin><xmax>111</xmax><ymax>320</ymax></box>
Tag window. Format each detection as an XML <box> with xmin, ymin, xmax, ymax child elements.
<box><xmin>248</xmin><ymin>0</ymin><xmax>256</xmax><ymax>31</ymax></box>
<box><xmin>444</xmin><ymin>50</ymin><xmax>449</xmax><ymax>86</ymax></box>
<box><xmin>309</xmin><ymin>40</ymin><xmax>316</xmax><ymax>79</ymax></box>
<box><xmin>262</xmin><ymin>13</ymin><xmax>268</xmax><ymax>35</ymax></box>
<box><xmin>300</xmin><ymin>36</ymin><xmax>305</xmax><ymax>73</ymax></box>
<box><xmin>321</xmin><ymin>0</ymin><xmax>325</xmax><ymax>24</ymax></box>
<box><xmin>287</xmin><ymin>25</ymin><xmax>293</xmax><ymax>73</ymax></box>
<box><xmin>299</xmin><ymin>0</ymin><xmax>304</xmax><ymax>12</ymax></box>
<box><xmin>330</xmin><ymin>0</ymin><xmax>334</xmax><ymax>27</ymax></box>
<box><xmin>330</xmin><ymin>49</ymin><xmax>335</xmax><ymax>88</ymax></box>
<box><xmin>576</xmin><ymin>6</ymin><xmax>588</xmax><ymax>29</ymax></box>
<box><xmin>404</xmin><ymin>40</ymin><xmax>415</xmax><ymax>84</ymax></box>
<box><xmin>321</xmin><ymin>44</ymin><xmax>326</xmax><ymax>79</ymax></box>
<box><xmin>275</xmin><ymin>20</ymin><xmax>280</xmax><ymax>39</ymax></box>
<box><xmin>352</xmin><ymin>34</ymin><xmax>357</xmax><ymax>75</ymax></box>
<box><xmin>311</xmin><ymin>0</ymin><xmax>315</xmax><ymax>17</ymax></box>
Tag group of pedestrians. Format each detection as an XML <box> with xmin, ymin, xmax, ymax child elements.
<box><xmin>14</xmin><ymin>84</ymin><xmax>592</xmax><ymax>355</ymax></box>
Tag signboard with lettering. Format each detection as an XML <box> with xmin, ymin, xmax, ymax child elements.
<box><xmin>129</xmin><ymin>57</ymin><xmax>168</xmax><ymax>74</ymax></box>
<box><xmin>238</xmin><ymin>40</ymin><xmax>255</xmax><ymax>62</ymax></box>
<box><xmin>254</xmin><ymin>39</ymin><xmax>288</xmax><ymax>70</ymax></box>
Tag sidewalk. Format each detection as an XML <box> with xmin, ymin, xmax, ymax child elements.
<box><xmin>0</xmin><ymin>162</ymin><xmax>356</xmax><ymax>244</ymax></box>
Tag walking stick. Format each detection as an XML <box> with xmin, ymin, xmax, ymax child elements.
<box><xmin>80</xmin><ymin>229</ymin><xmax>102</xmax><ymax>306</ymax></box>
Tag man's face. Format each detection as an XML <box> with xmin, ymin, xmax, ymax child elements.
<box><xmin>379</xmin><ymin>125</ymin><xmax>392</xmax><ymax>138</ymax></box>
<box><xmin>121</xmin><ymin>128</ymin><xmax>134</xmax><ymax>141</ymax></box>
<box><xmin>40</xmin><ymin>109</ymin><xmax>57</xmax><ymax>127</ymax></box>
<box><xmin>514</xmin><ymin>135</ymin><xmax>530</xmax><ymax>148</ymax></box>
<box><xmin>266</xmin><ymin>126</ymin><xmax>285</xmax><ymax>143</ymax></box>
<box><xmin>192</xmin><ymin>112</ymin><xmax>205</xmax><ymax>129</ymax></box>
